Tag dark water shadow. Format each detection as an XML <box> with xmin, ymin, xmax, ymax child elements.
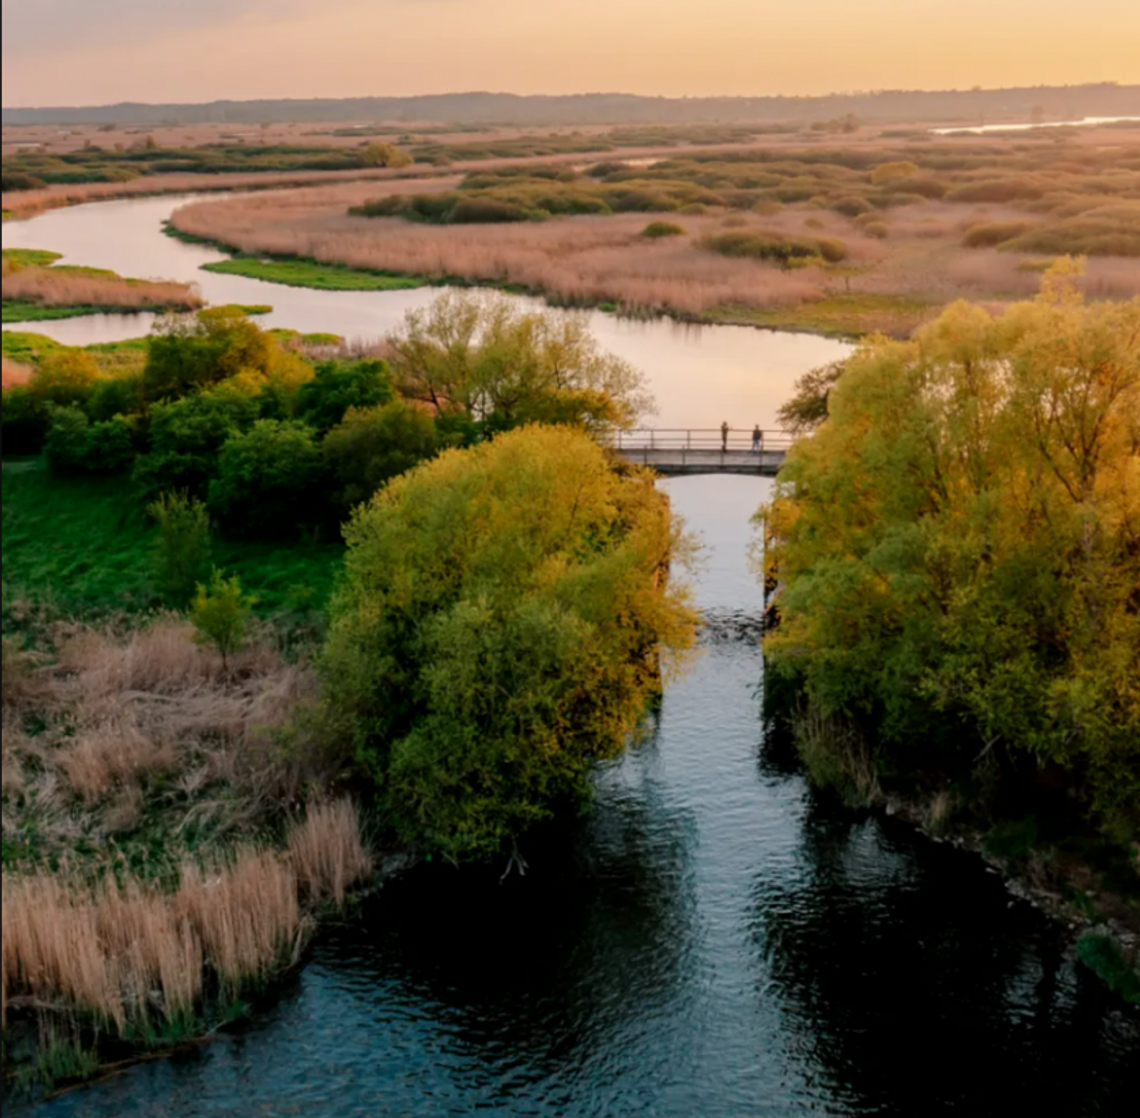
<box><xmin>748</xmin><ymin>806</ymin><xmax>1140</xmax><ymax>1117</ymax></box>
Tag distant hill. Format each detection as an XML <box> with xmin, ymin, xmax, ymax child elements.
<box><xmin>3</xmin><ymin>85</ymin><xmax>1139</xmax><ymax>127</ymax></box>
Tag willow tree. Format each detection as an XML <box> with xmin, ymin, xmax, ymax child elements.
<box><xmin>762</xmin><ymin>262</ymin><xmax>1140</xmax><ymax>842</ymax></box>
<box><xmin>384</xmin><ymin>291</ymin><xmax>653</xmax><ymax>433</ymax></box>
<box><xmin>322</xmin><ymin>424</ymin><xmax>696</xmax><ymax>860</ymax></box>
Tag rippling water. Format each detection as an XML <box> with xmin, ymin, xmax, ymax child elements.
<box><xmin>22</xmin><ymin>477</ymin><xmax>1137</xmax><ymax>1117</ymax></box>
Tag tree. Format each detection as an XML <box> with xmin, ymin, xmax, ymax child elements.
<box><xmin>761</xmin><ymin>263</ymin><xmax>1140</xmax><ymax>842</ymax></box>
<box><xmin>322</xmin><ymin>424</ymin><xmax>697</xmax><ymax>860</ymax></box>
<box><xmin>385</xmin><ymin>292</ymin><xmax>653</xmax><ymax>432</ymax></box>
<box><xmin>296</xmin><ymin>358</ymin><xmax>392</xmax><ymax>432</ymax></box>
<box><xmin>143</xmin><ymin>308</ymin><xmax>275</xmax><ymax>401</ymax></box>
<box><xmin>322</xmin><ymin>400</ymin><xmax>440</xmax><ymax>516</ymax></box>
<box><xmin>207</xmin><ymin>419</ymin><xmax>327</xmax><ymax>539</ymax></box>
<box><xmin>775</xmin><ymin>361</ymin><xmax>846</xmax><ymax>435</ymax></box>
<box><xmin>191</xmin><ymin>569</ymin><xmax>254</xmax><ymax>672</ymax></box>
<box><xmin>148</xmin><ymin>491</ymin><xmax>211</xmax><ymax>607</ymax></box>
<box><xmin>28</xmin><ymin>351</ymin><xmax>100</xmax><ymax>408</ymax></box>
<box><xmin>132</xmin><ymin>385</ymin><xmax>260</xmax><ymax>502</ymax></box>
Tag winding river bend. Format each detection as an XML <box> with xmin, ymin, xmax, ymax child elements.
<box><xmin>4</xmin><ymin>199</ymin><xmax>1138</xmax><ymax>1115</ymax></box>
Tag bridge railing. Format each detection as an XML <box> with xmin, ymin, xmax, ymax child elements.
<box><xmin>608</xmin><ymin>428</ymin><xmax>796</xmax><ymax>453</ymax></box>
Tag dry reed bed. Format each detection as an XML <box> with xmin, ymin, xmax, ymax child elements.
<box><xmin>2</xmin><ymin>267</ymin><xmax>203</xmax><ymax>310</ymax></box>
<box><xmin>2</xmin><ymin>619</ymin><xmax>374</xmax><ymax>1047</ymax></box>
<box><xmin>170</xmin><ymin>187</ymin><xmax>878</xmax><ymax>313</ymax></box>
<box><xmin>170</xmin><ymin>184</ymin><xmax>1140</xmax><ymax>315</ymax></box>
<box><xmin>2</xmin><ymin>802</ymin><xmax>372</xmax><ymax>1033</ymax></box>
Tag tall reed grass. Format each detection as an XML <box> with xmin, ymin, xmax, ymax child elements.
<box><xmin>2</xmin><ymin>798</ymin><xmax>370</xmax><ymax>1032</ymax></box>
<box><xmin>2</xmin><ymin>267</ymin><xmax>202</xmax><ymax>311</ymax></box>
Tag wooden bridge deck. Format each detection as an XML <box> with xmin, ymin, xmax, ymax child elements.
<box><xmin>611</xmin><ymin>429</ymin><xmax>792</xmax><ymax>476</ymax></box>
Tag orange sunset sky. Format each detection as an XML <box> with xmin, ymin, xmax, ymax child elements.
<box><xmin>3</xmin><ymin>0</ymin><xmax>1138</xmax><ymax>106</ymax></box>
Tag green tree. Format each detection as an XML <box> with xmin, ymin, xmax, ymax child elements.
<box><xmin>386</xmin><ymin>292</ymin><xmax>652</xmax><ymax>432</ymax></box>
<box><xmin>762</xmin><ymin>264</ymin><xmax>1140</xmax><ymax>842</ymax></box>
<box><xmin>191</xmin><ymin>568</ymin><xmax>254</xmax><ymax>672</ymax></box>
<box><xmin>207</xmin><ymin>419</ymin><xmax>326</xmax><ymax>539</ymax></box>
<box><xmin>143</xmin><ymin>307</ymin><xmax>275</xmax><ymax>401</ymax></box>
<box><xmin>322</xmin><ymin>424</ymin><xmax>696</xmax><ymax>861</ymax></box>
<box><xmin>775</xmin><ymin>361</ymin><xmax>846</xmax><ymax>435</ymax></box>
<box><xmin>132</xmin><ymin>385</ymin><xmax>260</xmax><ymax>502</ymax></box>
<box><xmin>148</xmin><ymin>491</ymin><xmax>211</xmax><ymax>607</ymax></box>
<box><xmin>322</xmin><ymin>400</ymin><xmax>440</xmax><ymax>516</ymax></box>
<box><xmin>296</xmin><ymin>358</ymin><xmax>392</xmax><ymax>432</ymax></box>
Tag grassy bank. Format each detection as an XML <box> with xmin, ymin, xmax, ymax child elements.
<box><xmin>202</xmin><ymin>256</ymin><xmax>429</xmax><ymax>292</ymax></box>
<box><xmin>2</xmin><ymin>466</ymin><xmax>343</xmax><ymax>618</ymax></box>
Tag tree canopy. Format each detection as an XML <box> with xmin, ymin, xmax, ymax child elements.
<box><xmin>385</xmin><ymin>292</ymin><xmax>653</xmax><ymax>433</ymax></box>
<box><xmin>322</xmin><ymin>424</ymin><xmax>696</xmax><ymax>860</ymax></box>
<box><xmin>762</xmin><ymin>264</ymin><xmax>1140</xmax><ymax>843</ymax></box>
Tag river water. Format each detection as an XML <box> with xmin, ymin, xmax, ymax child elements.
<box><xmin>3</xmin><ymin>199</ymin><xmax>1138</xmax><ymax>1114</ymax></box>
<box><xmin>1</xmin><ymin>194</ymin><xmax>850</xmax><ymax>431</ymax></box>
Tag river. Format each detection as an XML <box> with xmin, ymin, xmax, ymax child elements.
<box><xmin>4</xmin><ymin>198</ymin><xmax>1138</xmax><ymax>1115</ymax></box>
<box><xmin>1</xmin><ymin>194</ymin><xmax>851</xmax><ymax>431</ymax></box>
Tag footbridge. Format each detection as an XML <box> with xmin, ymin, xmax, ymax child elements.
<box><xmin>611</xmin><ymin>429</ymin><xmax>793</xmax><ymax>476</ymax></box>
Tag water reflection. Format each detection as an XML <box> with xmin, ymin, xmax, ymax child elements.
<box><xmin>750</xmin><ymin>808</ymin><xmax>1140</xmax><ymax>1116</ymax></box>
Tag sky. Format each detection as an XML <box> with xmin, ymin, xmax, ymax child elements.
<box><xmin>2</xmin><ymin>0</ymin><xmax>1138</xmax><ymax>107</ymax></box>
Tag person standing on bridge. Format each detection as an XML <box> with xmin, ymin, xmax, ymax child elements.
<box><xmin>721</xmin><ymin>421</ymin><xmax>730</xmax><ymax>451</ymax></box>
<box><xmin>751</xmin><ymin>425</ymin><xmax>762</xmax><ymax>454</ymax></box>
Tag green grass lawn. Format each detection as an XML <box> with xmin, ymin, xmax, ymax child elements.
<box><xmin>2</xmin><ymin>464</ymin><xmax>344</xmax><ymax>619</ymax></box>
<box><xmin>200</xmin><ymin>255</ymin><xmax>429</xmax><ymax>291</ymax></box>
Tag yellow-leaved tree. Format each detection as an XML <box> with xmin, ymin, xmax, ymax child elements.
<box><xmin>762</xmin><ymin>260</ymin><xmax>1140</xmax><ymax>842</ymax></box>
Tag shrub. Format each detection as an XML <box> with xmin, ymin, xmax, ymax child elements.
<box><xmin>1</xmin><ymin>170</ymin><xmax>46</xmax><ymax>192</ymax></box>
<box><xmin>43</xmin><ymin>406</ymin><xmax>91</xmax><ymax>476</ymax></box>
<box><xmin>191</xmin><ymin>569</ymin><xmax>254</xmax><ymax>670</ymax></box>
<box><xmin>449</xmin><ymin>197</ymin><xmax>535</xmax><ymax>224</ymax></box>
<box><xmin>132</xmin><ymin>386</ymin><xmax>261</xmax><ymax>502</ymax></box>
<box><xmin>28</xmin><ymin>351</ymin><xmax>101</xmax><ymax>408</ymax></box>
<box><xmin>322</xmin><ymin>400</ymin><xmax>440</xmax><ymax>516</ymax></box>
<box><xmin>641</xmin><ymin>221</ymin><xmax>686</xmax><ymax>238</ymax></box>
<box><xmin>871</xmin><ymin>161</ymin><xmax>919</xmax><ymax>184</ymax></box>
<box><xmin>702</xmin><ymin>230</ymin><xmax>847</xmax><ymax>265</ymax></box>
<box><xmin>321</xmin><ymin>425</ymin><xmax>697</xmax><ymax>860</ymax></box>
<box><xmin>295</xmin><ymin>358</ymin><xmax>392</xmax><ymax>433</ymax></box>
<box><xmin>962</xmin><ymin>221</ymin><xmax>1039</xmax><ymax>248</ymax></box>
<box><xmin>831</xmin><ymin>195</ymin><xmax>874</xmax><ymax>217</ymax></box>
<box><xmin>863</xmin><ymin>220</ymin><xmax>889</xmax><ymax>239</ymax></box>
<box><xmin>207</xmin><ymin>419</ymin><xmax>327</xmax><ymax>539</ymax></box>
<box><xmin>81</xmin><ymin>416</ymin><xmax>136</xmax><ymax>473</ymax></box>
<box><xmin>945</xmin><ymin>177</ymin><xmax>1046</xmax><ymax>203</ymax></box>
<box><xmin>1</xmin><ymin>386</ymin><xmax>50</xmax><ymax>455</ymax></box>
<box><xmin>86</xmin><ymin>374</ymin><xmax>144</xmax><ymax>423</ymax></box>
<box><xmin>148</xmin><ymin>491</ymin><xmax>211</xmax><ymax>607</ymax></box>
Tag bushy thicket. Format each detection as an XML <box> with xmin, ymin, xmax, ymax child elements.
<box><xmin>6</xmin><ymin>297</ymin><xmax>649</xmax><ymax>550</ymax></box>
<box><xmin>702</xmin><ymin>230</ymin><xmax>847</xmax><ymax>265</ymax></box>
<box><xmin>762</xmin><ymin>265</ymin><xmax>1140</xmax><ymax>844</ymax></box>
